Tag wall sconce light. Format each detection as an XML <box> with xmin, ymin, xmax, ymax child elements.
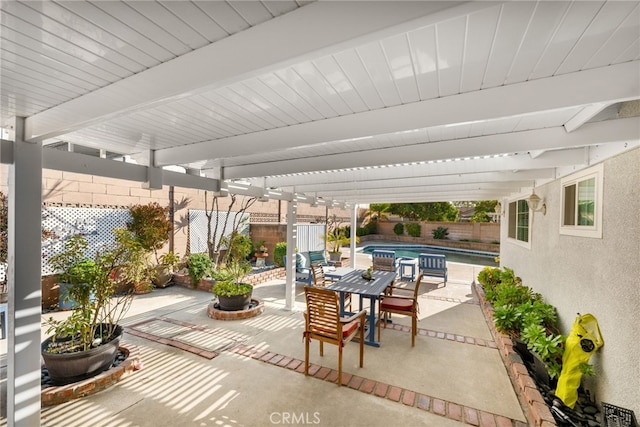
<box><xmin>527</xmin><ymin>190</ymin><xmax>546</xmax><ymax>215</ymax></box>
<box><xmin>494</xmin><ymin>202</ymin><xmax>503</xmax><ymax>216</ymax></box>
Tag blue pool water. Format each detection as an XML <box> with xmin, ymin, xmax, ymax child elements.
<box><xmin>361</xmin><ymin>244</ymin><xmax>499</xmax><ymax>267</ymax></box>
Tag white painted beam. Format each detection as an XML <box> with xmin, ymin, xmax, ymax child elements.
<box><xmin>564</xmin><ymin>102</ymin><xmax>611</xmax><ymax>133</ymax></box>
<box><xmin>263</xmin><ymin>148</ymin><xmax>585</xmax><ymax>188</ymax></box>
<box><xmin>155</xmin><ymin>62</ymin><xmax>640</xmax><ymax>166</ymax></box>
<box><xmin>23</xmin><ymin>1</ymin><xmax>475</xmax><ymax>142</ymax></box>
<box><xmin>42</xmin><ymin>149</ymin><xmax>221</xmax><ymax>191</ymax></box>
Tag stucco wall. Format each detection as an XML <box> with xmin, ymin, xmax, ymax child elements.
<box><xmin>500</xmin><ymin>147</ymin><xmax>640</xmax><ymax>415</ymax></box>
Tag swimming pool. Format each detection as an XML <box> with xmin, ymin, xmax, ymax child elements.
<box><xmin>360</xmin><ymin>244</ymin><xmax>499</xmax><ymax>267</ymax></box>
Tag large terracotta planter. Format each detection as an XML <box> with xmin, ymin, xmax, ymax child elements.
<box><xmin>41</xmin><ymin>325</ymin><xmax>123</xmax><ymax>385</ymax></box>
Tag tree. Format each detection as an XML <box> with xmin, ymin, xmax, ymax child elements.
<box><xmin>367</xmin><ymin>203</ymin><xmax>390</xmax><ymax>221</ymax></box>
<box><xmin>204</xmin><ymin>193</ymin><xmax>257</xmax><ymax>265</ymax></box>
<box><xmin>126</xmin><ymin>202</ymin><xmax>172</xmax><ymax>263</ymax></box>
<box><xmin>471</xmin><ymin>200</ymin><xmax>498</xmax><ymax>223</ymax></box>
<box><xmin>388</xmin><ymin>202</ymin><xmax>458</xmax><ymax>221</ymax></box>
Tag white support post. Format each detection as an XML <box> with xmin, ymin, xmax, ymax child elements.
<box><xmin>7</xmin><ymin>117</ymin><xmax>43</xmax><ymax>426</ymax></box>
<box><xmin>285</xmin><ymin>200</ymin><xmax>297</xmax><ymax>310</ymax></box>
<box><xmin>350</xmin><ymin>205</ymin><xmax>357</xmax><ymax>269</ymax></box>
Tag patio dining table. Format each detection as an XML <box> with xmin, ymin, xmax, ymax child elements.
<box><xmin>325</xmin><ymin>269</ymin><xmax>397</xmax><ymax>347</ymax></box>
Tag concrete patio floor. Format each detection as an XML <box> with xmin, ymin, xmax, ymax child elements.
<box><xmin>1</xmin><ymin>255</ymin><xmax>527</xmax><ymax>426</ymax></box>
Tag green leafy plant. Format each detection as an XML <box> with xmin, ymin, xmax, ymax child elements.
<box><xmin>405</xmin><ymin>222</ymin><xmax>421</xmax><ymax>237</ymax></box>
<box><xmin>114</xmin><ymin>229</ymin><xmax>154</xmax><ymax>290</ymax></box>
<box><xmin>393</xmin><ymin>223</ymin><xmax>404</xmax><ymax>235</ymax></box>
<box><xmin>432</xmin><ymin>226</ymin><xmax>449</xmax><ymax>239</ymax></box>
<box><xmin>222</xmin><ymin>232</ymin><xmax>253</xmax><ymax>263</ymax></box>
<box><xmin>579</xmin><ymin>362</ymin><xmax>595</xmax><ymax>377</ymax></box>
<box><xmin>493</xmin><ymin>304</ymin><xmax>521</xmax><ymax>336</ymax></box>
<box><xmin>477</xmin><ymin>267</ymin><xmax>502</xmax><ymax>297</ymax></box>
<box><xmin>273</xmin><ymin>242</ymin><xmax>287</xmax><ymax>267</ymax></box>
<box><xmin>44</xmin><ymin>232</ymin><xmax>134</xmax><ymax>353</ymax></box>
<box><xmin>493</xmin><ymin>282</ymin><xmax>535</xmax><ymax>307</ymax></box>
<box><xmin>159</xmin><ymin>251</ymin><xmax>181</xmax><ymax>271</ymax></box>
<box><xmin>188</xmin><ymin>253</ymin><xmax>214</xmax><ymax>286</ymax></box>
<box><xmin>211</xmin><ymin>259</ymin><xmax>253</xmax><ymax>297</ymax></box>
<box><xmin>126</xmin><ymin>202</ymin><xmax>171</xmax><ymax>263</ymax></box>
<box><xmin>325</xmin><ymin>228</ymin><xmax>355</xmax><ymax>253</ymax></box>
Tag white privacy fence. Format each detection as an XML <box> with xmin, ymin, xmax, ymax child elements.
<box><xmin>296</xmin><ymin>224</ymin><xmax>326</xmax><ymax>253</ymax></box>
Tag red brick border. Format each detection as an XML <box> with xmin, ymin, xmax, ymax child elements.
<box><xmin>228</xmin><ymin>343</ymin><xmax>528</xmax><ymax>426</ymax></box>
<box><xmin>41</xmin><ymin>343</ymin><xmax>142</xmax><ymax>407</ymax></box>
<box><xmin>207</xmin><ymin>299</ymin><xmax>264</xmax><ymax>320</ymax></box>
<box><xmin>474</xmin><ymin>283</ymin><xmax>556</xmax><ymax>427</ymax></box>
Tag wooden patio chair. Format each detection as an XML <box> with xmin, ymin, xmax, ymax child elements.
<box><xmin>311</xmin><ymin>263</ymin><xmax>351</xmax><ymax>311</ymax></box>
<box><xmin>372</xmin><ymin>250</ymin><xmax>397</xmax><ymax>272</ymax></box>
<box><xmin>377</xmin><ymin>273</ymin><xmax>424</xmax><ymax>346</ymax></box>
<box><xmin>303</xmin><ymin>286</ymin><xmax>366</xmax><ymax>386</ymax></box>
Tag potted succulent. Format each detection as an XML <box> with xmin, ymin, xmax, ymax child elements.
<box><xmin>42</xmin><ymin>231</ymin><xmax>134</xmax><ymax>385</ymax></box>
<box><xmin>211</xmin><ymin>260</ymin><xmax>253</xmax><ymax>311</ymax></box>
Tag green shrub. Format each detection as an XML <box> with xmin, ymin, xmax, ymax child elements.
<box><xmin>393</xmin><ymin>223</ymin><xmax>404</xmax><ymax>235</ymax></box>
<box><xmin>225</xmin><ymin>232</ymin><xmax>253</xmax><ymax>262</ymax></box>
<box><xmin>405</xmin><ymin>222</ymin><xmax>421</xmax><ymax>237</ymax></box>
<box><xmin>432</xmin><ymin>226</ymin><xmax>449</xmax><ymax>239</ymax></box>
<box><xmin>188</xmin><ymin>253</ymin><xmax>213</xmax><ymax>285</ymax></box>
<box><xmin>477</xmin><ymin>267</ymin><xmax>502</xmax><ymax>298</ymax></box>
<box><xmin>273</xmin><ymin>242</ymin><xmax>287</xmax><ymax>267</ymax></box>
<box><xmin>363</xmin><ymin>221</ymin><xmax>378</xmax><ymax>235</ymax></box>
<box><xmin>492</xmin><ymin>282</ymin><xmax>535</xmax><ymax>307</ymax></box>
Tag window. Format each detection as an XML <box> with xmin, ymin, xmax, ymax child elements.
<box><xmin>507</xmin><ymin>198</ymin><xmax>530</xmax><ymax>247</ymax></box>
<box><xmin>560</xmin><ymin>164</ymin><xmax>603</xmax><ymax>238</ymax></box>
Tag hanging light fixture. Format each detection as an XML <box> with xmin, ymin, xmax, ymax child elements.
<box><xmin>527</xmin><ymin>189</ymin><xmax>546</xmax><ymax>215</ymax></box>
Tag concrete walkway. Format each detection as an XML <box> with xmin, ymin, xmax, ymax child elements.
<box><xmin>1</xmin><ymin>256</ymin><xmax>526</xmax><ymax>426</ymax></box>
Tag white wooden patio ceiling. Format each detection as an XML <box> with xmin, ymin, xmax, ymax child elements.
<box><xmin>1</xmin><ymin>1</ymin><xmax>639</xmax><ymax>205</ymax></box>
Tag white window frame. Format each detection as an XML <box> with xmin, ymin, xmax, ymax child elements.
<box><xmin>559</xmin><ymin>163</ymin><xmax>604</xmax><ymax>239</ymax></box>
<box><xmin>506</xmin><ymin>195</ymin><xmax>531</xmax><ymax>249</ymax></box>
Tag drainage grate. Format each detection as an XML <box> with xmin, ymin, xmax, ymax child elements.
<box><xmin>603</xmin><ymin>402</ymin><xmax>637</xmax><ymax>427</ymax></box>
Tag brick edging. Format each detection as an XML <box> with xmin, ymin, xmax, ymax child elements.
<box><xmin>474</xmin><ymin>283</ymin><xmax>556</xmax><ymax>427</ymax></box>
<box><xmin>230</xmin><ymin>344</ymin><xmax>526</xmax><ymax>426</ymax></box>
<box><xmin>41</xmin><ymin>343</ymin><xmax>142</xmax><ymax>407</ymax></box>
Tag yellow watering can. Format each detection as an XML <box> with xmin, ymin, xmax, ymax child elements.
<box><xmin>555</xmin><ymin>313</ymin><xmax>604</xmax><ymax>408</ymax></box>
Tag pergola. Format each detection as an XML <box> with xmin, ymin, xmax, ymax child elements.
<box><xmin>1</xmin><ymin>1</ymin><xmax>639</xmax><ymax>424</ymax></box>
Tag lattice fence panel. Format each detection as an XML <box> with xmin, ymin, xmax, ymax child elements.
<box><xmin>189</xmin><ymin>210</ymin><xmax>250</xmax><ymax>254</ymax></box>
<box><xmin>41</xmin><ymin>207</ymin><xmax>130</xmax><ymax>275</ymax></box>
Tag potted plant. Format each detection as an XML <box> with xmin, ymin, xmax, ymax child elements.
<box><xmin>113</xmin><ymin>229</ymin><xmax>155</xmax><ymax>294</ymax></box>
<box><xmin>211</xmin><ymin>260</ymin><xmax>253</xmax><ymax>311</ymax></box>
<box><xmin>153</xmin><ymin>251</ymin><xmax>181</xmax><ymax>288</ymax></box>
<box><xmin>42</xmin><ymin>231</ymin><xmax>134</xmax><ymax>385</ymax></box>
<box><xmin>126</xmin><ymin>202</ymin><xmax>172</xmax><ymax>264</ymax></box>
<box><xmin>48</xmin><ymin>234</ymin><xmax>98</xmax><ymax>310</ymax></box>
<box><xmin>187</xmin><ymin>253</ymin><xmax>214</xmax><ymax>287</ymax></box>
<box><xmin>325</xmin><ymin>228</ymin><xmax>353</xmax><ymax>262</ymax></box>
